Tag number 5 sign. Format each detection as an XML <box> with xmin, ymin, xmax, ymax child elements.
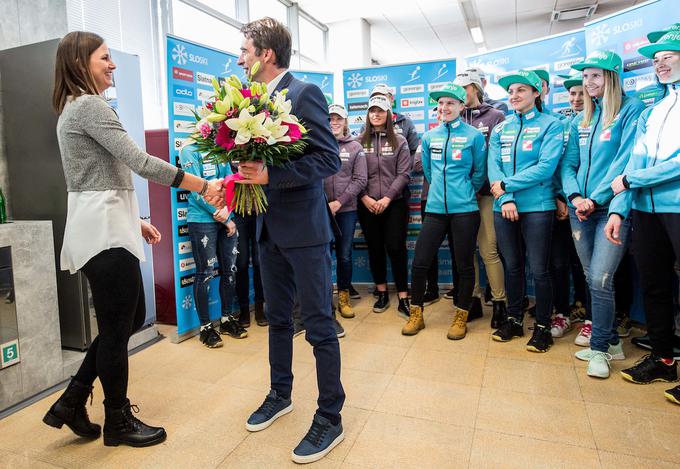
<box><xmin>1</xmin><ymin>339</ymin><xmax>20</xmax><ymax>368</ymax></box>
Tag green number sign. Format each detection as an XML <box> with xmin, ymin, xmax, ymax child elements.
<box><xmin>1</xmin><ymin>339</ymin><xmax>20</xmax><ymax>368</ymax></box>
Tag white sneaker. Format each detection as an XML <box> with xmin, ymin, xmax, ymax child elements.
<box><xmin>574</xmin><ymin>320</ymin><xmax>592</xmax><ymax>347</ymax></box>
<box><xmin>586</xmin><ymin>351</ymin><xmax>611</xmax><ymax>379</ymax></box>
<box><xmin>550</xmin><ymin>314</ymin><xmax>571</xmax><ymax>338</ymax></box>
<box><xmin>575</xmin><ymin>342</ymin><xmax>625</xmax><ymax>361</ymax></box>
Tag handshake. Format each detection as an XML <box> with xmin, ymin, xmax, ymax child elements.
<box><xmin>203</xmin><ymin>178</ymin><xmax>226</xmax><ymax>210</ymax></box>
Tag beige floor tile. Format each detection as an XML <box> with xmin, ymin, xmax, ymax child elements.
<box><xmin>483</xmin><ymin>356</ymin><xmax>582</xmax><ymax>400</ymax></box>
<box><xmin>469</xmin><ymin>429</ymin><xmax>601</xmax><ymax>469</ymax></box>
<box><xmin>295</xmin><ymin>368</ymin><xmax>393</xmax><ymax>411</ymax></box>
<box><xmin>342</xmin><ymin>321</ymin><xmax>416</xmax><ymax>349</ymax></box>
<box><xmin>487</xmin><ymin>333</ymin><xmax>576</xmax><ymax>365</ymax></box>
<box><xmin>395</xmin><ymin>348</ymin><xmax>486</xmax><ymax>387</ymax></box>
<box><xmin>344</xmin><ymin>412</ymin><xmax>473</xmax><ymax>468</ymax></box>
<box><xmin>217</xmin><ymin>438</ymin><xmax>341</xmax><ymax>468</ymax></box>
<box><xmin>375</xmin><ymin>375</ymin><xmax>480</xmax><ymax>428</ymax></box>
<box><xmin>410</xmin><ymin>325</ymin><xmax>490</xmax><ymax>356</ymax></box>
<box><xmin>220</xmin><ymin>352</ymin><xmax>315</xmax><ymax>393</ymax></box>
<box><xmin>476</xmin><ymin>388</ymin><xmax>596</xmax><ymax>448</ymax></box>
<box><xmin>598</xmin><ymin>450</ymin><xmax>679</xmax><ymax>469</ymax></box>
<box><xmin>0</xmin><ymin>449</ymin><xmax>64</xmax><ymax>468</ymax></box>
<box><xmin>587</xmin><ymin>402</ymin><xmax>680</xmax><ymax>463</ymax></box>
<box><xmin>337</xmin><ymin>341</ymin><xmax>409</xmax><ymax>375</ymax></box>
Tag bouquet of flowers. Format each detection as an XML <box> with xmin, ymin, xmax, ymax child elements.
<box><xmin>183</xmin><ymin>62</ymin><xmax>307</xmax><ymax>215</ymax></box>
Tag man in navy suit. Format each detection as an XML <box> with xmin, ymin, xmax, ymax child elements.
<box><xmin>235</xmin><ymin>17</ymin><xmax>345</xmax><ymax>464</ymax></box>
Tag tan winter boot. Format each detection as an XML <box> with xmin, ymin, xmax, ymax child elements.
<box><xmin>402</xmin><ymin>305</ymin><xmax>425</xmax><ymax>336</ymax></box>
<box><xmin>447</xmin><ymin>308</ymin><xmax>468</xmax><ymax>340</ymax></box>
<box><xmin>338</xmin><ymin>290</ymin><xmax>355</xmax><ymax>318</ymax></box>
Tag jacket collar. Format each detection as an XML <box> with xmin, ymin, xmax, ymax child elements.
<box><xmin>443</xmin><ymin>117</ymin><xmax>462</xmax><ymax>129</ymax></box>
<box><xmin>272</xmin><ymin>71</ymin><xmax>293</xmax><ymax>95</ymax></box>
<box><xmin>514</xmin><ymin>106</ymin><xmax>539</xmax><ymax>121</ymax></box>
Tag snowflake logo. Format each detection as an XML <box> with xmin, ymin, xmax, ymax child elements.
<box><xmin>589</xmin><ymin>24</ymin><xmax>610</xmax><ymax>48</ymax></box>
<box><xmin>172</xmin><ymin>44</ymin><xmax>188</xmax><ymax>65</ymax></box>
<box><xmin>346</xmin><ymin>72</ymin><xmax>363</xmax><ymax>89</ymax></box>
<box><xmin>182</xmin><ymin>295</ymin><xmax>192</xmax><ymax>310</ymax></box>
<box><xmin>354</xmin><ymin>256</ymin><xmax>367</xmax><ymax>268</ymax></box>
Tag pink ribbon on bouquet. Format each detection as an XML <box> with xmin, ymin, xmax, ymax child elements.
<box><xmin>223</xmin><ymin>173</ymin><xmax>244</xmax><ymax>211</ymax></box>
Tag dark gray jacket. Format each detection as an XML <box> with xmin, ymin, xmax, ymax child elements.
<box><xmin>360</xmin><ymin>113</ymin><xmax>420</xmax><ymax>158</ymax></box>
<box><xmin>483</xmin><ymin>91</ymin><xmax>509</xmax><ymax>114</ymax></box>
<box><xmin>359</xmin><ymin>131</ymin><xmax>412</xmax><ymax>201</ymax></box>
<box><xmin>323</xmin><ymin>134</ymin><xmax>367</xmax><ymax>213</ymax></box>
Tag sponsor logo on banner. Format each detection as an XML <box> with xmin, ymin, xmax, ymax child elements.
<box><xmin>408</xmin><ymin>214</ymin><xmax>422</xmax><ymax>225</ymax></box>
<box><xmin>348</xmin><ymin>115</ymin><xmax>365</xmax><ymax>126</ymax></box>
<box><xmin>174</xmin><ymin>120</ymin><xmax>194</xmax><ymax>134</ymax></box>
<box><xmin>428</xmin><ymin>122</ymin><xmax>438</xmax><ymax>130</ymax></box>
<box><xmin>174</xmin><ymin>138</ymin><xmax>184</xmax><ymax>151</ymax></box>
<box><xmin>173</xmin><ymin>85</ymin><xmax>194</xmax><ymax>99</ymax></box>
<box><xmin>623</xmin><ymin>37</ymin><xmax>649</xmax><ymax>55</ymax></box>
<box><xmin>522</xmin><ymin>140</ymin><xmax>533</xmax><ymax>151</ymax></box>
<box><xmin>195</xmin><ymin>71</ymin><xmax>215</xmax><ymax>86</ymax></box>
<box><xmin>174</xmin><ymin>102</ymin><xmax>195</xmax><ymax>117</ymax></box>
<box><xmin>178</xmin><ymin>225</ymin><xmax>189</xmax><ymax>237</ymax></box>
<box><xmin>177</xmin><ymin>208</ymin><xmax>188</xmax><ymax>221</ymax></box>
<box><xmin>428</xmin><ymin>108</ymin><xmax>438</xmax><ymax>120</ymax></box>
<box><xmin>401</xmin><ymin>84</ymin><xmax>424</xmax><ymax>94</ymax></box>
<box><xmin>179</xmin><ymin>257</ymin><xmax>195</xmax><ymax>272</ymax></box>
<box><xmin>553</xmin><ymin>57</ymin><xmax>583</xmax><ymax>71</ymax></box>
<box><xmin>467</xmin><ymin>56</ymin><xmax>510</xmax><ymax>70</ymax></box>
<box><xmin>402</xmin><ymin>110</ymin><xmax>424</xmax><ymax>121</ymax></box>
<box><xmin>176</xmin><ymin>190</ymin><xmax>189</xmax><ymax>203</ymax></box>
<box><xmin>171</xmin><ymin>43</ymin><xmax>209</xmax><ymax>66</ymax></box>
<box><xmin>554</xmin><ymin>36</ymin><xmax>583</xmax><ymax>58</ymax></box>
<box><xmin>406</xmin><ymin>240</ymin><xmax>417</xmax><ymax>250</ymax></box>
<box><xmin>365</xmin><ymin>74</ymin><xmax>388</xmax><ymax>84</ymax></box>
<box><xmin>589</xmin><ymin>19</ymin><xmax>643</xmax><ymax>48</ymax></box>
<box><xmin>347</xmin><ymin>89</ymin><xmax>369</xmax><ymax>99</ymax></box>
<box><xmin>552</xmin><ymin>91</ymin><xmax>570</xmax><ymax>105</ymax></box>
<box><xmin>197</xmin><ymin>88</ymin><xmax>213</xmax><ymax>102</ymax></box>
<box><xmin>624</xmin><ymin>56</ymin><xmax>652</xmax><ymax>72</ymax></box>
<box><xmin>179</xmin><ymin>274</ymin><xmax>195</xmax><ymax>287</ymax></box>
<box><xmin>401</xmin><ymin>97</ymin><xmax>424</xmax><ymax>108</ymax></box>
<box><xmin>414</xmin><ymin>123</ymin><xmax>425</xmax><ymax>134</ymax></box>
<box><xmin>178</xmin><ymin>241</ymin><xmax>192</xmax><ymax>254</ymax></box>
<box><xmin>172</xmin><ymin>67</ymin><xmax>193</xmax><ymax>82</ymax></box>
<box><xmin>346</xmin><ymin>72</ymin><xmax>363</xmax><ymax>89</ymax></box>
<box><xmin>348</xmin><ymin>102</ymin><xmax>368</xmax><ymax>112</ymax></box>
<box><xmin>427</xmin><ymin>82</ymin><xmax>448</xmax><ymax>92</ymax></box>
<box><xmin>623</xmin><ymin>73</ymin><xmax>655</xmax><ymax>92</ymax></box>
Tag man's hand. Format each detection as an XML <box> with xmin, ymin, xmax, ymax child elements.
<box><xmin>226</xmin><ymin>219</ymin><xmax>237</xmax><ymax>237</ymax></box>
<box><xmin>556</xmin><ymin>198</ymin><xmax>569</xmax><ymax>220</ymax></box>
<box><xmin>204</xmin><ymin>178</ymin><xmax>226</xmax><ymax>209</ymax></box>
<box><xmin>490</xmin><ymin>181</ymin><xmax>505</xmax><ymax>199</ymax></box>
<box><xmin>237</xmin><ymin>161</ymin><xmax>269</xmax><ymax>185</ymax></box>
<box><xmin>213</xmin><ymin>206</ymin><xmax>230</xmax><ymax>223</ymax></box>
<box><xmin>501</xmin><ymin>202</ymin><xmax>519</xmax><ymax>222</ymax></box>
<box><xmin>611</xmin><ymin>175</ymin><xmax>627</xmax><ymax>195</ymax></box>
<box><xmin>373</xmin><ymin>197</ymin><xmax>392</xmax><ymax>214</ymax></box>
<box><xmin>141</xmin><ymin>220</ymin><xmax>161</xmax><ymax>245</ymax></box>
<box><xmin>328</xmin><ymin>200</ymin><xmax>342</xmax><ymax>215</ymax></box>
<box><xmin>604</xmin><ymin>214</ymin><xmax>623</xmax><ymax>245</ymax></box>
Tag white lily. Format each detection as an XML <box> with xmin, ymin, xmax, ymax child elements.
<box><xmin>263</xmin><ymin>117</ymin><xmax>291</xmax><ymax>144</ymax></box>
<box><xmin>226</xmin><ymin>108</ymin><xmax>270</xmax><ymax>144</ymax></box>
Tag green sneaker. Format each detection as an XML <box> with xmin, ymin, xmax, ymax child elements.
<box><xmin>575</xmin><ymin>342</ymin><xmax>625</xmax><ymax>361</ymax></box>
<box><xmin>587</xmin><ymin>351</ymin><xmax>611</xmax><ymax>379</ymax></box>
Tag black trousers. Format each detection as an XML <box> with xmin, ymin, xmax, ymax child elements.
<box><xmin>358</xmin><ymin>197</ymin><xmax>409</xmax><ymax>292</ymax></box>
<box><xmin>74</xmin><ymin>248</ymin><xmax>146</xmax><ymax>408</ymax></box>
<box><xmin>632</xmin><ymin>210</ymin><xmax>680</xmax><ymax>358</ymax></box>
<box><xmin>551</xmin><ymin>218</ymin><xmax>573</xmax><ymax>317</ymax></box>
<box><xmin>420</xmin><ymin>200</ymin><xmax>455</xmax><ymax>292</ymax></box>
<box><xmin>411</xmin><ymin>211</ymin><xmax>480</xmax><ymax>310</ymax></box>
<box><xmin>234</xmin><ymin>213</ymin><xmax>264</xmax><ymax>309</ymax></box>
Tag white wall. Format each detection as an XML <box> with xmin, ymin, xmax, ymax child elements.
<box><xmin>327</xmin><ymin>18</ymin><xmax>372</xmax><ymax>105</ymax></box>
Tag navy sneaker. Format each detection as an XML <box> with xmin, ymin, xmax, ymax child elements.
<box><xmin>291</xmin><ymin>413</ymin><xmax>344</xmax><ymax>464</ymax></box>
<box><xmin>245</xmin><ymin>390</ymin><xmax>293</xmax><ymax>432</ymax></box>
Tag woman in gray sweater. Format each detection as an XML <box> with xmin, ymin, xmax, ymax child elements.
<box><xmin>42</xmin><ymin>31</ymin><xmax>224</xmax><ymax>448</ymax></box>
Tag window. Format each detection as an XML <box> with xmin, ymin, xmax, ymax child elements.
<box><xmin>299</xmin><ymin>16</ymin><xmax>324</xmax><ymax>64</ymax></box>
<box><xmin>172</xmin><ymin>0</ymin><xmax>242</xmax><ymax>54</ymax></box>
<box><xmin>195</xmin><ymin>0</ymin><xmax>236</xmax><ymax>17</ymax></box>
<box><xmin>249</xmin><ymin>0</ymin><xmax>287</xmax><ymax>25</ymax></box>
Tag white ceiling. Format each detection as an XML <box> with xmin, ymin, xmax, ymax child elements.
<box><xmin>296</xmin><ymin>0</ymin><xmax>646</xmax><ymax>64</ymax></box>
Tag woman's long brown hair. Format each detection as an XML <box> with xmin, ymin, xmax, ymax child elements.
<box><xmin>360</xmin><ymin>108</ymin><xmax>399</xmax><ymax>150</ymax></box>
<box><xmin>53</xmin><ymin>31</ymin><xmax>105</xmax><ymax>114</ymax></box>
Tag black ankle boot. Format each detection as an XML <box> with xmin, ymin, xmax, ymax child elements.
<box><xmin>254</xmin><ymin>301</ymin><xmax>268</xmax><ymax>326</ymax></box>
<box><xmin>373</xmin><ymin>291</ymin><xmax>390</xmax><ymax>313</ymax></box>
<box><xmin>43</xmin><ymin>379</ymin><xmax>101</xmax><ymax>438</ymax></box>
<box><xmin>103</xmin><ymin>400</ymin><xmax>166</xmax><ymax>447</ymax></box>
<box><xmin>491</xmin><ymin>301</ymin><xmax>507</xmax><ymax>329</ymax></box>
<box><xmin>238</xmin><ymin>306</ymin><xmax>251</xmax><ymax>328</ymax></box>
<box><xmin>466</xmin><ymin>297</ymin><xmax>483</xmax><ymax>322</ymax></box>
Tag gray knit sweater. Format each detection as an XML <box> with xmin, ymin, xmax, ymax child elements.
<box><xmin>57</xmin><ymin>94</ymin><xmax>179</xmax><ymax>191</ymax></box>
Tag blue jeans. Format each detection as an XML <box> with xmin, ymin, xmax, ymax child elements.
<box><xmin>495</xmin><ymin>211</ymin><xmax>554</xmax><ymax>327</ymax></box>
<box><xmin>187</xmin><ymin>222</ymin><xmax>238</xmax><ymax>324</ymax></box>
<box><xmin>333</xmin><ymin>210</ymin><xmax>358</xmax><ymax>290</ymax></box>
<box><xmin>569</xmin><ymin>208</ymin><xmax>631</xmax><ymax>352</ymax></box>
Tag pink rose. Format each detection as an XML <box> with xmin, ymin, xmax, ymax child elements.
<box><xmin>282</xmin><ymin>121</ymin><xmax>302</xmax><ymax>142</ymax></box>
<box><xmin>199</xmin><ymin>122</ymin><xmax>211</xmax><ymax>139</ymax></box>
<box><xmin>215</xmin><ymin>122</ymin><xmax>235</xmax><ymax>150</ymax></box>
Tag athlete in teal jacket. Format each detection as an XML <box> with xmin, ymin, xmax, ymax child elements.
<box><xmin>420</xmin><ymin>118</ymin><xmax>487</xmax><ymax>214</ymax></box>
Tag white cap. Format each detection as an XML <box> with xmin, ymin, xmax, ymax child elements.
<box><xmin>454</xmin><ymin>70</ymin><xmax>483</xmax><ymax>88</ymax></box>
<box><xmin>328</xmin><ymin>104</ymin><xmax>348</xmax><ymax>119</ymax></box>
<box><xmin>465</xmin><ymin>67</ymin><xmax>487</xmax><ymax>80</ymax></box>
<box><xmin>370</xmin><ymin>83</ymin><xmax>393</xmax><ymax>97</ymax></box>
<box><xmin>368</xmin><ymin>95</ymin><xmax>391</xmax><ymax>111</ymax></box>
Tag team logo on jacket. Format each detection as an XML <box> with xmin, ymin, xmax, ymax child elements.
<box><xmin>522</xmin><ymin>140</ymin><xmax>533</xmax><ymax>151</ymax></box>
<box><xmin>451</xmin><ymin>149</ymin><xmax>462</xmax><ymax>160</ymax></box>
<box><xmin>599</xmin><ymin>128</ymin><xmax>612</xmax><ymax>141</ymax></box>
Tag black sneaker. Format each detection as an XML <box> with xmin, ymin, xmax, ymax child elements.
<box><xmin>348</xmin><ymin>285</ymin><xmax>361</xmax><ymax>299</ymax></box>
<box><xmin>372</xmin><ymin>286</ymin><xmax>380</xmax><ymax>298</ymax></box>
<box><xmin>664</xmin><ymin>385</ymin><xmax>680</xmax><ymax>405</ymax></box>
<box><xmin>484</xmin><ymin>284</ymin><xmax>493</xmax><ymax>306</ymax></box>
<box><xmin>199</xmin><ymin>324</ymin><xmax>223</xmax><ymax>348</ymax></box>
<box><xmin>238</xmin><ymin>307</ymin><xmax>251</xmax><ymax>328</ymax></box>
<box><xmin>526</xmin><ymin>324</ymin><xmax>554</xmax><ymax>353</ymax></box>
<box><xmin>631</xmin><ymin>334</ymin><xmax>652</xmax><ymax>351</ymax></box>
<box><xmin>466</xmin><ymin>297</ymin><xmax>483</xmax><ymax>322</ymax></box>
<box><xmin>373</xmin><ymin>291</ymin><xmax>390</xmax><ymax>313</ymax></box>
<box><xmin>423</xmin><ymin>290</ymin><xmax>440</xmax><ymax>306</ymax></box>
<box><xmin>219</xmin><ymin>315</ymin><xmax>248</xmax><ymax>339</ymax></box>
<box><xmin>620</xmin><ymin>354</ymin><xmax>679</xmax><ymax>384</ymax></box>
<box><xmin>397</xmin><ymin>297</ymin><xmax>410</xmax><ymax>319</ymax></box>
<box><xmin>492</xmin><ymin>318</ymin><xmax>524</xmax><ymax>342</ymax></box>
<box><xmin>334</xmin><ymin>316</ymin><xmax>345</xmax><ymax>338</ymax></box>
<box><xmin>246</xmin><ymin>390</ymin><xmax>293</xmax><ymax>432</ymax></box>
<box><xmin>491</xmin><ymin>301</ymin><xmax>507</xmax><ymax>329</ymax></box>
<box><xmin>291</xmin><ymin>414</ymin><xmax>344</xmax><ymax>464</ymax></box>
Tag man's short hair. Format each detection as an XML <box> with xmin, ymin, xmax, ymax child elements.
<box><xmin>240</xmin><ymin>17</ymin><xmax>292</xmax><ymax>69</ymax></box>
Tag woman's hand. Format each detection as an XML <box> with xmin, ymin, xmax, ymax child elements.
<box><xmin>226</xmin><ymin>219</ymin><xmax>237</xmax><ymax>237</ymax></box>
<box><xmin>556</xmin><ymin>198</ymin><xmax>569</xmax><ymax>220</ymax></box>
<box><xmin>329</xmin><ymin>200</ymin><xmax>342</xmax><ymax>215</ymax></box>
<box><xmin>604</xmin><ymin>214</ymin><xmax>623</xmax><ymax>245</ymax></box>
<box><xmin>204</xmin><ymin>179</ymin><xmax>226</xmax><ymax>209</ymax></box>
<box><xmin>611</xmin><ymin>175</ymin><xmax>627</xmax><ymax>195</ymax></box>
<box><xmin>141</xmin><ymin>220</ymin><xmax>161</xmax><ymax>245</ymax></box>
<box><xmin>574</xmin><ymin>197</ymin><xmax>595</xmax><ymax>221</ymax></box>
<box><xmin>362</xmin><ymin>195</ymin><xmax>377</xmax><ymax>212</ymax></box>
<box><xmin>490</xmin><ymin>181</ymin><xmax>505</xmax><ymax>199</ymax></box>
<box><xmin>501</xmin><ymin>202</ymin><xmax>519</xmax><ymax>222</ymax></box>
<box><xmin>373</xmin><ymin>197</ymin><xmax>392</xmax><ymax>214</ymax></box>
<box><xmin>213</xmin><ymin>206</ymin><xmax>230</xmax><ymax>223</ymax></box>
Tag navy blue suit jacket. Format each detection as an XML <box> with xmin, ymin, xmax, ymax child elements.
<box><xmin>257</xmin><ymin>72</ymin><xmax>341</xmax><ymax>248</ymax></box>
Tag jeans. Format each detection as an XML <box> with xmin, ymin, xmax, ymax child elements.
<box><xmin>495</xmin><ymin>211</ymin><xmax>554</xmax><ymax>327</ymax></box>
<box><xmin>188</xmin><ymin>222</ymin><xmax>238</xmax><ymax>324</ymax></box>
<box><xmin>74</xmin><ymin>248</ymin><xmax>146</xmax><ymax>408</ymax></box>
<box><xmin>569</xmin><ymin>208</ymin><xmax>630</xmax><ymax>352</ymax></box>
<box><xmin>333</xmin><ymin>210</ymin><xmax>358</xmax><ymax>291</ymax></box>
<box><xmin>411</xmin><ymin>212</ymin><xmax>480</xmax><ymax>310</ymax></box>
<box><xmin>233</xmin><ymin>213</ymin><xmax>264</xmax><ymax>310</ymax></box>
<box><xmin>551</xmin><ymin>218</ymin><xmax>573</xmax><ymax>316</ymax></box>
<box><xmin>631</xmin><ymin>210</ymin><xmax>680</xmax><ymax>358</ymax></box>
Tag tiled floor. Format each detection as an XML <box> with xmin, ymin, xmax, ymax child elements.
<box><xmin>1</xmin><ymin>291</ymin><xmax>678</xmax><ymax>468</ymax></box>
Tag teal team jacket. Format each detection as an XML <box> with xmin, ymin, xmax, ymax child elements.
<box><xmin>488</xmin><ymin>107</ymin><xmax>564</xmax><ymax>213</ymax></box>
<box><xmin>179</xmin><ymin>144</ymin><xmax>233</xmax><ymax>224</ymax></box>
<box><xmin>560</xmin><ymin>95</ymin><xmax>645</xmax><ymax>208</ymax></box>
<box><xmin>420</xmin><ymin>118</ymin><xmax>487</xmax><ymax>214</ymax></box>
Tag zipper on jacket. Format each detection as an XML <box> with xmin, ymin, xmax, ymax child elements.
<box><xmin>584</xmin><ymin>102</ymin><xmax>602</xmax><ymax>198</ymax></box>
<box><xmin>649</xmin><ymin>90</ymin><xmax>678</xmax><ymax>212</ymax></box>
<box><xmin>377</xmin><ymin>133</ymin><xmax>382</xmax><ymax>199</ymax></box>
<box><xmin>443</xmin><ymin>123</ymin><xmax>451</xmax><ymax>213</ymax></box>
<box><xmin>512</xmin><ymin>114</ymin><xmax>524</xmax><ymax>175</ymax></box>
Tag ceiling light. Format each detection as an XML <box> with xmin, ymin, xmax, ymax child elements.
<box><xmin>551</xmin><ymin>5</ymin><xmax>597</xmax><ymax>22</ymax></box>
<box><xmin>470</xmin><ymin>27</ymin><xmax>484</xmax><ymax>43</ymax></box>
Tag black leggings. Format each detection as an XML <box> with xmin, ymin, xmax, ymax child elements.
<box><xmin>358</xmin><ymin>198</ymin><xmax>409</xmax><ymax>292</ymax></box>
<box><xmin>411</xmin><ymin>212</ymin><xmax>480</xmax><ymax>310</ymax></box>
<box><xmin>74</xmin><ymin>248</ymin><xmax>146</xmax><ymax>408</ymax></box>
